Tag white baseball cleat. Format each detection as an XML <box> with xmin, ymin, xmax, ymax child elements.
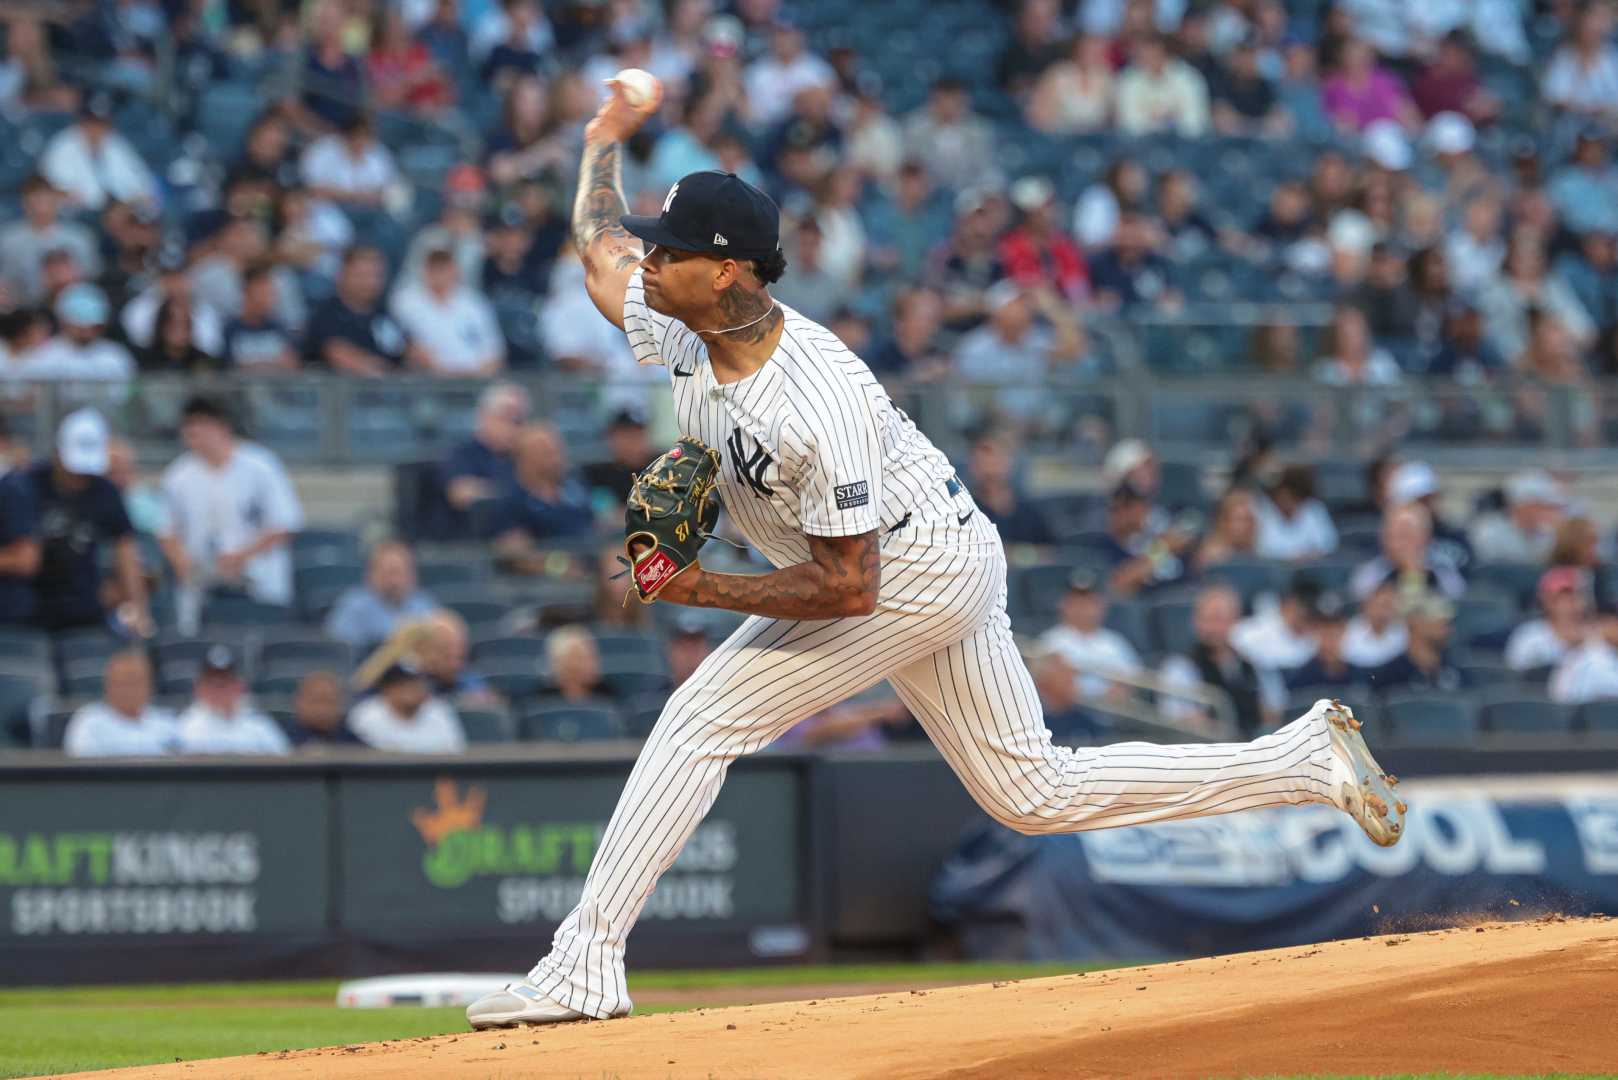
<box><xmin>1317</xmin><ymin>698</ymin><xmax>1406</xmax><ymax>847</ymax></box>
<box><xmin>465</xmin><ymin>981</ymin><xmax>626</xmax><ymax>1029</ymax></box>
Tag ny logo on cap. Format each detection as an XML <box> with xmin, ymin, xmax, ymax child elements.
<box><xmin>712</xmin><ymin>233</ymin><xmax>728</xmax><ymax>246</ymax></box>
<box><xmin>662</xmin><ymin>182</ymin><xmax>680</xmax><ymax>213</ymax></box>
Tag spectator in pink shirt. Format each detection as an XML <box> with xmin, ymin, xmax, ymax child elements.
<box><xmin>1322</xmin><ymin>38</ymin><xmax>1419</xmax><ymax>133</ymax></box>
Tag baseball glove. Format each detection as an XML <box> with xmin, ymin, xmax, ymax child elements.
<box><xmin>623</xmin><ymin>436</ymin><xmax>723</xmax><ymax>602</ymax></box>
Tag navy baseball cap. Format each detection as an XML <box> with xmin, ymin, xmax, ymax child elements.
<box><xmin>621</xmin><ymin>171</ymin><xmax>780</xmax><ymax>261</ymax></box>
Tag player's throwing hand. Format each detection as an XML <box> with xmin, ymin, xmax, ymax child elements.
<box><xmin>586</xmin><ymin>71</ymin><xmax>664</xmax><ymax>144</ymax></box>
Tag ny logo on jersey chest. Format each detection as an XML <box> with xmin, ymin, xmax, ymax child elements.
<box><xmin>726</xmin><ymin>427</ymin><xmax>774</xmax><ymax>498</ymax></box>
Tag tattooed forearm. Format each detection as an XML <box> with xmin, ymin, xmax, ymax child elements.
<box><xmin>679</xmin><ymin>532</ymin><xmax>880</xmax><ymax>618</ymax></box>
<box><xmin>572</xmin><ymin>140</ymin><xmax>640</xmax><ymax>270</ymax></box>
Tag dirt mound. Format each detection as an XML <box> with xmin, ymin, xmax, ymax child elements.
<box><xmin>69</xmin><ymin>916</ymin><xmax>1618</xmax><ymax>1079</ymax></box>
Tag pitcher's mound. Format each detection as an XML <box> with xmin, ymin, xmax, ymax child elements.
<box><xmin>73</xmin><ymin>915</ymin><xmax>1618</xmax><ymax>1079</ymax></box>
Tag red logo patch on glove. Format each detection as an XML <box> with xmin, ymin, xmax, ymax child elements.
<box><xmin>633</xmin><ymin>549</ymin><xmax>680</xmax><ymax>595</ymax></box>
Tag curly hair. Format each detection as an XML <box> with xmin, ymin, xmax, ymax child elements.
<box><xmin>750</xmin><ymin>247</ymin><xmax>788</xmax><ymax>286</ymax></box>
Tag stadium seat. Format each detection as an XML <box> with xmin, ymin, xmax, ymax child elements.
<box><xmin>204</xmin><ymin>595</ymin><xmax>295</xmax><ymax>627</ymax></box>
<box><xmin>593</xmin><ymin>632</ymin><xmax>666</xmax><ymax>667</ymax></box>
<box><xmin>158</xmin><ymin>660</ymin><xmax>203</xmax><ymax>696</ymax></box>
<box><xmin>293</xmin><ymin>530</ymin><xmax>363</xmax><ymax>569</ymax></box>
<box><xmin>1578</xmin><ymin>701</ymin><xmax>1618</xmax><ymax>734</ymax></box>
<box><xmin>1382</xmin><ymin>692</ymin><xmax>1480</xmax><ymax>745</ymax></box>
<box><xmin>1104</xmin><ymin>600</ymin><xmax>1152</xmax><ymax>657</ymax></box>
<box><xmin>253</xmin><ymin>674</ymin><xmax>306</xmax><ymax>697</ymax></box>
<box><xmin>53</xmin><ymin>632</ymin><xmax>124</xmax><ymax>666</ymax></box>
<box><xmin>1291</xmin><ymin>558</ymin><xmax>1358</xmax><ymax>595</ymax></box>
<box><xmin>0</xmin><ymin>673</ymin><xmax>43</xmax><ymax>747</ymax></box>
<box><xmin>1013</xmin><ymin>564</ymin><xmax>1083</xmax><ymax>623</ymax></box>
<box><xmin>1149</xmin><ymin>597</ymin><xmax>1198</xmax><ymax>657</ymax></box>
<box><xmin>480</xmin><ymin>663</ymin><xmax>544</xmax><ymax>704</ymax></box>
<box><xmin>0</xmin><ymin>629</ymin><xmax>50</xmax><ymax>663</ymax></box>
<box><xmin>1471</xmin><ymin>563</ymin><xmax>1545</xmax><ymax>612</ymax></box>
<box><xmin>460</xmin><ymin>708</ymin><xmax>516</xmax><ymax>743</ymax></box>
<box><xmin>41</xmin><ymin>708</ymin><xmax>76</xmax><ymax>750</ymax></box>
<box><xmin>601</xmin><ymin>669</ymin><xmax>672</xmax><ymax>700</ymax></box>
<box><xmin>1479</xmin><ymin>693</ymin><xmax>1576</xmax><ymax>736</ymax></box>
<box><xmin>520</xmin><ymin>705</ymin><xmax>623</xmax><ymax>742</ymax></box>
<box><xmin>470</xmin><ymin>634</ymin><xmax>544</xmax><ymax>666</ymax></box>
<box><xmin>259</xmin><ymin>639</ymin><xmax>352</xmax><ymax>672</ymax></box>
<box><xmin>1454</xmin><ymin>591</ymin><xmax>1520</xmax><ymax>648</ymax></box>
<box><xmin>60</xmin><ymin>659</ymin><xmax>107</xmax><ymax>699</ymax></box>
<box><xmin>418</xmin><ymin>561</ymin><xmax>488</xmax><ymax>590</ymax></box>
<box><xmin>1201</xmin><ymin>559</ymin><xmax>1286</xmax><ymax>607</ymax></box>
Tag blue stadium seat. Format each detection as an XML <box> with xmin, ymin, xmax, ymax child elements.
<box><xmin>417</xmin><ymin>561</ymin><xmax>488</xmax><ymax>589</ymax></box>
<box><xmin>1383</xmin><ymin>692</ymin><xmax>1480</xmax><ymax>745</ymax></box>
<box><xmin>471</xmin><ymin>635</ymin><xmax>544</xmax><ymax>666</ymax></box>
<box><xmin>54</xmin><ymin>631</ymin><xmax>125</xmax><ymax>665</ymax></box>
<box><xmin>481</xmin><ymin>662</ymin><xmax>544</xmax><ymax>704</ymax></box>
<box><xmin>1578</xmin><ymin>701</ymin><xmax>1618</xmax><ymax>734</ymax></box>
<box><xmin>0</xmin><ymin>673</ymin><xmax>44</xmax><ymax>747</ymax></box>
<box><xmin>0</xmin><ymin>629</ymin><xmax>50</xmax><ymax>663</ymax></box>
<box><xmin>1454</xmin><ymin>591</ymin><xmax>1520</xmax><ymax>647</ymax></box>
<box><xmin>1104</xmin><ymin>599</ymin><xmax>1152</xmax><ymax>657</ymax></box>
<box><xmin>593</xmin><ymin>632</ymin><xmax>665</xmax><ymax>666</ymax></box>
<box><xmin>1471</xmin><ymin>563</ymin><xmax>1545</xmax><ymax>612</ymax></box>
<box><xmin>460</xmin><ymin>708</ymin><xmax>516</xmax><ymax>743</ymax></box>
<box><xmin>195</xmin><ymin>81</ymin><xmax>262</xmax><ymax>156</ymax></box>
<box><xmin>1480</xmin><ymin>693</ymin><xmax>1576</xmax><ymax>736</ymax></box>
<box><xmin>1201</xmin><ymin>559</ymin><xmax>1287</xmax><ymax>607</ymax></box>
<box><xmin>204</xmin><ymin>595</ymin><xmax>294</xmax><ymax>627</ymax></box>
<box><xmin>294</xmin><ymin>530</ymin><xmax>363</xmax><ymax>569</ymax></box>
<box><xmin>521</xmin><ymin>705</ymin><xmax>623</xmax><ymax>742</ymax></box>
<box><xmin>601</xmin><ymin>669</ymin><xmax>672</xmax><ymax>700</ymax></box>
<box><xmin>1149</xmin><ymin>597</ymin><xmax>1197</xmax><ymax>657</ymax></box>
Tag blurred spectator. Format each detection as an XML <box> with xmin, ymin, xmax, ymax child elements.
<box><xmin>39</xmin><ymin>92</ymin><xmax>158</xmax><ymax>212</ymax></box>
<box><xmin>1428</xmin><ymin>296</ymin><xmax>1507</xmax><ymax>381</ymax></box>
<box><xmin>489</xmin><ymin>423</ymin><xmax>594</xmax><ymax>569</ymax></box>
<box><xmin>305</xmin><ymin>246</ymin><xmax>407</xmax><ymax>375</ymax></box>
<box><xmin>402</xmin><ymin>166</ymin><xmax>489</xmax><ymax>288</ymax></box>
<box><xmin>745</xmin><ymin>19</ymin><xmax>834</xmax><ymax>129</ymax></box>
<box><xmin>0</xmin><ymin>14</ymin><xmax>79</xmax><ymax>116</ymax></box>
<box><xmin>961</xmin><ymin>427</ymin><xmax>1052</xmax><ymax>545</ymax></box>
<box><xmin>1313</xmin><ymin>303</ymin><xmax>1401</xmax><ymax>386</ymax></box>
<box><xmin>1104</xmin><ymin>483</ymin><xmax>1195</xmax><ymax>598</ymax></box>
<box><xmin>301</xmin><ymin>114</ymin><xmax>401</xmax><ymax>213</ymax></box>
<box><xmin>667</xmin><ymin>613</ymin><xmax>715</xmax><ymax>688</ymax></box>
<box><xmin>1160</xmin><ymin>583</ymin><xmax>1270</xmax><ymax>736</ymax></box>
<box><xmin>776</xmin><ymin>689</ymin><xmax>912</xmax><ymax>751</ymax></box>
<box><xmin>1232</xmin><ymin>576</ymin><xmax>1320</xmax><ymax>669</ymax></box>
<box><xmin>105</xmin><ymin>437</ymin><xmax>165</xmax><ymax>538</ymax></box>
<box><xmin>807</xmin><ymin>166</ymin><xmax>867</xmax><ymax>286</ymax></box>
<box><xmin>1191</xmin><ymin>487</ymin><xmax>1260</xmax><ymax>572</ymax></box>
<box><xmin>1037</xmin><ymin>569</ymin><xmax>1142</xmax><ymax>702</ymax></box>
<box><xmin>1254</xmin><ymin>464</ymin><xmax>1338</xmax><ymax>561</ymax></box>
<box><xmin>998</xmin><ymin>0</ymin><xmax>1065</xmax><ymax>95</ymax></box>
<box><xmin>927</xmin><ymin>190</ymin><xmax>1007</xmax><ymax>328</ymax></box>
<box><xmin>1550</xmin><ymin>603</ymin><xmax>1618</xmax><ymax>704</ymax></box>
<box><xmin>1116</xmin><ymin>33</ymin><xmax>1209</xmax><ymax>137</ymax></box>
<box><xmin>288</xmin><ymin>671</ymin><xmax>361</xmax><ymax>747</ymax></box>
<box><xmin>159</xmin><ymin>395</ymin><xmax>302</xmax><ymax>608</ymax></box>
<box><xmin>902</xmin><ymin>77</ymin><xmax>995</xmax><ymax>192</ymax></box>
<box><xmin>22</xmin><ymin>285</ymin><xmax>136</xmax><ymax>382</ymax></box>
<box><xmin>190</xmin><ymin>217</ymin><xmax>306</xmax><ymax>332</ymax></box>
<box><xmin>222</xmin><ymin>264</ymin><xmax>301</xmax><ymax>372</ymax></box>
<box><xmin>1030</xmin><ymin>651</ymin><xmax>1108</xmax><ymax>745</ymax></box>
<box><xmin>1412</xmin><ymin>33</ymin><xmax>1498</xmax><ymax>123</ymax></box>
<box><xmin>1343</xmin><ymin>577</ymin><xmax>1408</xmax><ymax>668</ymax></box>
<box><xmin>544</xmin><ymin>624</ymin><xmax>608</xmax><ymax>705</ymax></box>
<box><xmin>1549</xmin><ymin>516</ymin><xmax>1603</xmax><ymax>574</ymax></box>
<box><xmin>1542</xmin><ymin>4</ymin><xmax>1618</xmax><ymax>122</ymax></box>
<box><xmin>1555</xmin><ymin>229</ymin><xmax>1618</xmax><ymax>338</ymax></box>
<box><xmin>9</xmin><ymin>409</ymin><xmax>149</xmax><ymax>634</ymax></box>
<box><xmin>412</xmin><ymin>609</ymin><xmax>499</xmax><ymax>707</ymax></box>
<box><xmin>541</xmin><ymin>251</ymin><xmax>648</xmax><ymax>375</ymax></box>
<box><xmin>1371</xmin><ymin>592</ymin><xmax>1465</xmax><ymax>693</ymax></box>
<box><xmin>0</xmin><ymin>176</ymin><xmax>101</xmax><ymax>304</ymax></box>
<box><xmin>389</xmin><ymin>247</ymin><xmax>505</xmax><ymax>377</ymax></box>
<box><xmin>1285</xmin><ymin>592</ymin><xmax>1369</xmax><ymax>690</ymax></box>
<box><xmin>769</xmin><ymin>217</ymin><xmax>847</xmax><ymax>323</ymax></box>
<box><xmin>177</xmin><ymin>645</ymin><xmax>290</xmax><ymax>755</ymax></box>
<box><xmin>350</xmin><ymin>659</ymin><xmax>466</xmax><ymax>753</ymax></box>
<box><xmin>326</xmin><ymin>540</ymin><xmax>439</xmax><ymax>651</ymax></box>
<box><xmin>1548</xmin><ymin>131</ymin><xmax>1618</xmax><ymax>240</ymax></box>
<box><xmin>1101</xmin><ymin>439</ymin><xmax>1167</xmax><ymax>518</ymax></box>
<box><xmin>1073</xmin><ymin>159</ymin><xmax>1148</xmax><ymax>250</ymax></box>
<box><xmin>299</xmin><ymin>0</ymin><xmax>364</xmax><ymax>131</ymax></box>
<box><xmin>1088</xmin><ymin>212</ymin><xmax>1180</xmax><ymax>314</ymax></box>
<box><xmin>581</xmin><ymin>409</ymin><xmax>655</xmax><ymax>505</ymax></box>
<box><xmin>1356</xmin><ymin>242</ymin><xmax>1417</xmax><ymax>341</ymax></box>
<box><xmin>444</xmin><ymin>382</ymin><xmax>529</xmax><ymax>511</ymax></box>
<box><xmin>1027</xmin><ymin>33</ymin><xmax>1114</xmax><ymax>134</ymax></box>
<box><xmin>274</xmin><ymin>186</ymin><xmax>354</xmax><ymax>288</ymax></box>
<box><xmin>481</xmin><ymin>204</ymin><xmax>554</xmax><ymax>305</ymax></box>
<box><xmin>846</xmin><ymin>79</ymin><xmax>904</xmax><ymax>183</ymax></box>
<box><xmin>867</xmin><ymin>286</ymin><xmax>950</xmax><ymax>379</ymax></box>
<box><xmin>998</xmin><ymin>177</ymin><xmax>1087</xmax><ymax>303</ymax></box>
<box><xmin>479</xmin><ymin>0</ymin><xmax>556</xmax><ymax>90</ymax></box>
<box><xmin>1480</xmin><ymin>229</ymin><xmax>1594</xmax><ymax>363</ymax></box>
<box><xmin>1505</xmin><ymin>567</ymin><xmax>1590</xmax><ymax>674</ymax></box>
<box><xmin>485</xmin><ymin>76</ymin><xmax>573</xmax><ymax>190</ymax></box>
<box><xmin>1446</xmin><ymin>193</ymin><xmax>1504</xmax><ymax>294</ymax></box>
<box><xmin>1384</xmin><ymin>460</ymin><xmax>1472</xmax><ymax>572</ymax></box>
<box><xmin>1277</xmin><ymin>35</ymin><xmax>1334</xmax><ymax>142</ymax></box>
<box><xmin>1155</xmin><ymin>170</ymin><xmax>1221</xmax><ymax>261</ymax></box>
<box><xmin>122</xmin><ymin>245</ymin><xmax>226</xmax><ymax>355</ymax></box>
<box><xmin>1211</xmin><ymin>33</ymin><xmax>1287</xmax><ymax>136</ymax></box>
<box><xmin>957</xmin><ymin>278</ymin><xmax>1087</xmax><ymax>427</ymax></box>
<box><xmin>1321</xmin><ymin>37</ymin><xmax>1418</xmax><ymax>133</ymax></box>
<box><xmin>1469</xmin><ymin>469</ymin><xmax>1567</xmax><ymax>565</ymax></box>
<box><xmin>367</xmin><ymin>5</ymin><xmax>454</xmax><ymax>115</ymax></box>
<box><xmin>63</xmin><ymin>650</ymin><xmax>178</xmax><ymax>757</ymax></box>
<box><xmin>1350</xmin><ymin>502</ymin><xmax>1466</xmax><ymax>602</ymax></box>
<box><xmin>138</xmin><ymin>297</ymin><xmax>223</xmax><ymax>376</ymax></box>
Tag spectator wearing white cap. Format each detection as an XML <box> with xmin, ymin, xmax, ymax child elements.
<box><xmin>1382</xmin><ymin>459</ymin><xmax>1472</xmax><ymax>573</ymax></box>
<box><xmin>176</xmin><ymin>645</ymin><xmax>290</xmax><ymax>755</ymax></box>
<box><xmin>4</xmin><ymin>409</ymin><xmax>150</xmax><ymax>634</ymax></box>
<box><xmin>63</xmin><ymin>649</ymin><xmax>178</xmax><ymax>757</ymax></box>
<box><xmin>347</xmin><ymin>659</ymin><xmax>465</xmax><ymax>753</ymax></box>
<box><xmin>1469</xmin><ymin>469</ymin><xmax>1567</xmax><ymax>565</ymax></box>
<box><xmin>388</xmin><ymin>246</ymin><xmax>505</xmax><ymax>377</ymax></box>
<box><xmin>38</xmin><ymin>92</ymin><xmax>159</xmax><ymax>212</ymax></box>
<box><xmin>1505</xmin><ymin>567</ymin><xmax>1591</xmax><ymax>674</ymax></box>
<box><xmin>158</xmin><ymin>396</ymin><xmax>303</xmax><ymax>608</ymax></box>
<box><xmin>20</xmin><ymin>284</ymin><xmax>135</xmax><ymax>383</ymax></box>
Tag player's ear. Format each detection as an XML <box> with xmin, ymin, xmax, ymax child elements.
<box><xmin>712</xmin><ymin>258</ymin><xmax>740</xmax><ymax>292</ymax></box>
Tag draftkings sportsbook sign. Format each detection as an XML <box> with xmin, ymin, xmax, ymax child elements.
<box><xmin>339</xmin><ymin>765</ymin><xmax>803</xmax><ymax>939</ymax></box>
<box><xmin>0</xmin><ymin>778</ymin><xmax>327</xmax><ymax>940</ymax></box>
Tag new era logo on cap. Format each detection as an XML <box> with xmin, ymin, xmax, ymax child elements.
<box><xmin>621</xmin><ymin>171</ymin><xmax>779</xmax><ymax>260</ymax></box>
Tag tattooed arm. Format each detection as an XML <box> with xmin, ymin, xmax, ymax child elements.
<box><xmin>574</xmin><ymin>77</ymin><xmax>662</xmax><ymax>329</ymax></box>
<box><xmin>654</xmin><ymin>531</ymin><xmax>882</xmax><ymax>619</ymax></box>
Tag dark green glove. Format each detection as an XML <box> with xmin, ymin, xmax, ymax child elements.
<box><xmin>624</xmin><ymin>436</ymin><xmax>723</xmax><ymax>601</ymax></box>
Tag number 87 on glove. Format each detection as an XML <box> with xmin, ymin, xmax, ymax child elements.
<box><xmin>624</xmin><ymin>437</ymin><xmax>723</xmax><ymax>602</ymax></box>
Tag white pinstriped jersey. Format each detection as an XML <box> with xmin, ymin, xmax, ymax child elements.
<box><xmin>622</xmin><ymin>270</ymin><xmax>967</xmax><ymax>570</ymax></box>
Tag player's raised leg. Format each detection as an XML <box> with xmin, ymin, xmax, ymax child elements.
<box><xmin>887</xmin><ymin>599</ymin><xmax>1405</xmax><ymax>842</ymax></box>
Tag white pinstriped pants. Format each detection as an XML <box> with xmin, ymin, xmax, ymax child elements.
<box><xmin>528</xmin><ymin>521</ymin><xmax>1337</xmax><ymax>1018</ymax></box>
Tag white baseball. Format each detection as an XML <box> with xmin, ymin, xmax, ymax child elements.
<box><xmin>614</xmin><ymin>67</ymin><xmax>660</xmax><ymax>108</ymax></box>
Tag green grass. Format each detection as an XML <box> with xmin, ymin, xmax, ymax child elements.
<box><xmin>0</xmin><ymin>961</ymin><xmax>1107</xmax><ymax>1078</ymax></box>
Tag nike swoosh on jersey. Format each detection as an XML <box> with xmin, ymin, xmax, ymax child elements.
<box><xmin>957</xmin><ymin>510</ymin><xmax>975</xmax><ymax>525</ymax></box>
<box><xmin>672</xmin><ymin>366</ymin><xmax>695</xmax><ymax>377</ymax></box>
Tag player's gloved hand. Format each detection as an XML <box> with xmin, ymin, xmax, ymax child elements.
<box><xmin>623</xmin><ymin>437</ymin><xmax>723</xmax><ymax>603</ymax></box>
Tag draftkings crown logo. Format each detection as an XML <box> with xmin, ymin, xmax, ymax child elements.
<box><xmin>411</xmin><ymin>778</ymin><xmax>487</xmax><ymax>848</ymax></box>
